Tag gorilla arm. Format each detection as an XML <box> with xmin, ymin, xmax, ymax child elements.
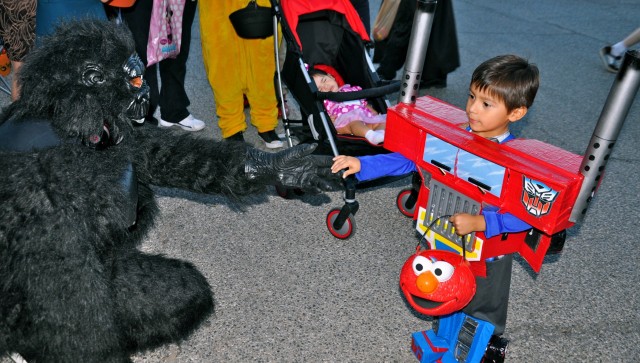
<box><xmin>132</xmin><ymin>127</ymin><xmax>340</xmax><ymax>196</ymax></box>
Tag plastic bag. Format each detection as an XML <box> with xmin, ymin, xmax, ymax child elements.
<box><xmin>147</xmin><ymin>0</ymin><xmax>186</xmax><ymax>66</ymax></box>
<box><xmin>372</xmin><ymin>0</ymin><xmax>401</xmax><ymax>41</ymax></box>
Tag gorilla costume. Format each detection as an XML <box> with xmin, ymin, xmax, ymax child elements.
<box><xmin>0</xmin><ymin>20</ymin><xmax>337</xmax><ymax>362</ymax></box>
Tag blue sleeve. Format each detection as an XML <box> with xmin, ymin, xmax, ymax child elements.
<box><xmin>355</xmin><ymin>152</ymin><xmax>417</xmax><ymax>182</ymax></box>
<box><xmin>482</xmin><ymin>209</ymin><xmax>532</xmax><ymax>239</ymax></box>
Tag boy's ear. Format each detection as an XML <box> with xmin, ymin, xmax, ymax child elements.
<box><xmin>508</xmin><ymin>106</ymin><xmax>528</xmax><ymax>122</ymax></box>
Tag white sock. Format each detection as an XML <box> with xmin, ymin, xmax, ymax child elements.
<box><xmin>365</xmin><ymin>130</ymin><xmax>385</xmax><ymax>144</ymax></box>
<box><xmin>611</xmin><ymin>41</ymin><xmax>627</xmax><ymax>57</ymax></box>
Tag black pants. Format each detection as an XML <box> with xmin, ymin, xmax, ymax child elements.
<box><xmin>120</xmin><ymin>0</ymin><xmax>197</xmax><ymax>123</ymax></box>
<box><xmin>462</xmin><ymin>255</ymin><xmax>513</xmax><ymax>336</ymax></box>
<box><xmin>350</xmin><ymin>0</ymin><xmax>371</xmax><ymax>35</ymax></box>
<box><xmin>373</xmin><ymin>0</ymin><xmax>459</xmax><ymax>82</ymax></box>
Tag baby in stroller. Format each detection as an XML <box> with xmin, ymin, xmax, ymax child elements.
<box><xmin>309</xmin><ymin>68</ymin><xmax>386</xmax><ymax>145</ymax></box>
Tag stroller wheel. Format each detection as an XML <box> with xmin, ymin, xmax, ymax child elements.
<box><xmin>396</xmin><ymin>188</ymin><xmax>417</xmax><ymax>218</ymax></box>
<box><xmin>275</xmin><ymin>185</ymin><xmax>293</xmax><ymax>199</ymax></box>
<box><xmin>275</xmin><ymin>186</ymin><xmax>305</xmax><ymax>199</ymax></box>
<box><xmin>326</xmin><ymin>208</ymin><xmax>356</xmax><ymax>239</ymax></box>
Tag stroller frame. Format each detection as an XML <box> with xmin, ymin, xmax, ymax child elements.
<box><xmin>270</xmin><ymin>0</ymin><xmax>413</xmax><ymax>239</ymax></box>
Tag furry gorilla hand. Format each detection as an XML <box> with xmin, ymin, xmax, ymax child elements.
<box><xmin>245</xmin><ymin>144</ymin><xmax>341</xmax><ymax>193</ymax></box>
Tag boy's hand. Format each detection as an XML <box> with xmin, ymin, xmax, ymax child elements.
<box><xmin>331</xmin><ymin>155</ymin><xmax>361</xmax><ymax>178</ymax></box>
<box><xmin>448</xmin><ymin>213</ymin><xmax>486</xmax><ymax>236</ymax></box>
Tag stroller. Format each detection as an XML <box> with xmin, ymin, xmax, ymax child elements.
<box><xmin>270</xmin><ymin>0</ymin><xmax>417</xmax><ymax>239</ymax></box>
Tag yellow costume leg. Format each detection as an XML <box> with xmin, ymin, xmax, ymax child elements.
<box><xmin>243</xmin><ymin>35</ymin><xmax>278</xmax><ymax>134</ymax></box>
<box><xmin>199</xmin><ymin>0</ymin><xmax>247</xmax><ymax>138</ymax></box>
<box><xmin>199</xmin><ymin>0</ymin><xmax>279</xmax><ymax>138</ymax></box>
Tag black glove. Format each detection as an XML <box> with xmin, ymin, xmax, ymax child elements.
<box><xmin>245</xmin><ymin>143</ymin><xmax>341</xmax><ymax>193</ymax></box>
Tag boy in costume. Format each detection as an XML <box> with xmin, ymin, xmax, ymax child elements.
<box><xmin>332</xmin><ymin>54</ymin><xmax>540</xmax><ymax>360</ymax></box>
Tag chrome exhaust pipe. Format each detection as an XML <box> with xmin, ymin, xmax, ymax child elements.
<box><xmin>570</xmin><ymin>50</ymin><xmax>640</xmax><ymax>222</ymax></box>
<box><xmin>397</xmin><ymin>0</ymin><xmax>438</xmax><ymax>105</ymax></box>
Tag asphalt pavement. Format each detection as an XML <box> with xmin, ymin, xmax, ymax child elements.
<box><xmin>2</xmin><ymin>0</ymin><xmax>638</xmax><ymax>362</ymax></box>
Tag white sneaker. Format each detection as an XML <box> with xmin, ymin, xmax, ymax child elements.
<box><xmin>599</xmin><ymin>46</ymin><xmax>621</xmax><ymax>73</ymax></box>
<box><xmin>159</xmin><ymin>114</ymin><xmax>205</xmax><ymax>132</ymax></box>
<box><xmin>258</xmin><ymin>130</ymin><xmax>284</xmax><ymax>149</ymax></box>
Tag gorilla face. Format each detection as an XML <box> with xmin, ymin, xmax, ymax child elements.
<box><xmin>78</xmin><ymin>53</ymin><xmax>150</xmax><ymax>149</ymax></box>
<box><xmin>14</xmin><ymin>19</ymin><xmax>149</xmax><ymax>147</ymax></box>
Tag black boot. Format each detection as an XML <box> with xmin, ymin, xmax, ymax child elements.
<box><xmin>483</xmin><ymin>335</ymin><xmax>509</xmax><ymax>363</ymax></box>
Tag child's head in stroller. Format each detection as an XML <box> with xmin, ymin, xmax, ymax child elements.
<box><xmin>308</xmin><ymin>67</ymin><xmax>386</xmax><ymax>145</ymax></box>
<box><xmin>309</xmin><ymin>69</ymin><xmax>340</xmax><ymax>93</ymax></box>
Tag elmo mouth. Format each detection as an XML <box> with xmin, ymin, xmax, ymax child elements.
<box><xmin>401</xmin><ymin>282</ymin><xmax>459</xmax><ymax>314</ymax></box>
<box><xmin>409</xmin><ymin>294</ymin><xmax>445</xmax><ymax>310</ymax></box>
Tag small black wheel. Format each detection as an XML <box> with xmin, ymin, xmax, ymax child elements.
<box><xmin>396</xmin><ymin>188</ymin><xmax>416</xmax><ymax>218</ymax></box>
<box><xmin>326</xmin><ymin>208</ymin><xmax>356</xmax><ymax>239</ymax></box>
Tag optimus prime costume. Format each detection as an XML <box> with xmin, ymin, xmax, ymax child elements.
<box><xmin>0</xmin><ymin>20</ymin><xmax>338</xmax><ymax>362</ymax></box>
<box><xmin>386</xmin><ymin>1</ymin><xmax>640</xmax><ymax>362</ymax></box>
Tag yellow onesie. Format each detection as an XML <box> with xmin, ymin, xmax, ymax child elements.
<box><xmin>199</xmin><ymin>0</ymin><xmax>279</xmax><ymax>138</ymax></box>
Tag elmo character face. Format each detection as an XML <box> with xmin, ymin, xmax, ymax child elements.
<box><xmin>399</xmin><ymin>249</ymin><xmax>476</xmax><ymax>316</ymax></box>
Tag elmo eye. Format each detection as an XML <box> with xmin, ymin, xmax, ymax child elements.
<box><xmin>412</xmin><ymin>256</ymin><xmax>431</xmax><ymax>275</ymax></box>
<box><xmin>431</xmin><ymin>261</ymin><xmax>454</xmax><ymax>282</ymax></box>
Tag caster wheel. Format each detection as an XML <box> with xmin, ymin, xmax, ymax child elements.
<box><xmin>275</xmin><ymin>185</ymin><xmax>304</xmax><ymax>199</ymax></box>
<box><xmin>396</xmin><ymin>188</ymin><xmax>416</xmax><ymax>218</ymax></box>
<box><xmin>326</xmin><ymin>208</ymin><xmax>356</xmax><ymax>239</ymax></box>
<box><xmin>275</xmin><ymin>185</ymin><xmax>293</xmax><ymax>199</ymax></box>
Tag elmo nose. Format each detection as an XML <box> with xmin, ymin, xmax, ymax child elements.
<box><xmin>416</xmin><ymin>271</ymin><xmax>439</xmax><ymax>294</ymax></box>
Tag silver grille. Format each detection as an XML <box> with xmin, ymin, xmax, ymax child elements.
<box><xmin>423</xmin><ymin>176</ymin><xmax>480</xmax><ymax>252</ymax></box>
<box><xmin>454</xmin><ymin>316</ymin><xmax>479</xmax><ymax>361</ymax></box>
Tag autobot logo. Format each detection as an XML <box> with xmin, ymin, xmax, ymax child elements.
<box><xmin>522</xmin><ymin>177</ymin><xmax>558</xmax><ymax>217</ymax></box>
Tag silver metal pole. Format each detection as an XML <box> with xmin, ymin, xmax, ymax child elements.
<box><xmin>398</xmin><ymin>0</ymin><xmax>438</xmax><ymax>105</ymax></box>
<box><xmin>570</xmin><ymin>50</ymin><xmax>640</xmax><ymax>222</ymax></box>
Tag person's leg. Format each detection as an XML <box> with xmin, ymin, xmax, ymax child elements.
<box><xmin>375</xmin><ymin>0</ymin><xmax>414</xmax><ymax>80</ymax></box>
<box><xmin>421</xmin><ymin>0</ymin><xmax>459</xmax><ymax>88</ymax></box>
<box><xmin>600</xmin><ymin>27</ymin><xmax>640</xmax><ymax>73</ymax></box>
<box><xmin>157</xmin><ymin>0</ymin><xmax>197</xmax><ymax>124</ymax></box>
<box><xmin>199</xmin><ymin>0</ymin><xmax>248</xmax><ymax>139</ymax></box>
<box><xmin>337</xmin><ymin>121</ymin><xmax>372</xmax><ymax>137</ymax></box>
<box><xmin>462</xmin><ymin>255</ymin><xmax>513</xmax><ymax>336</ymax></box>
<box><xmin>120</xmin><ymin>0</ymin><xmax>159</xmax><ymax>123</ymax></box>
<box><xmin>337</xmin><ymin>121</ymin><xmax>385</xmax><ymax>144</ymax></box>
<box><xmin>619</xmin><ymin>27</ymin><xmax>640</xmax><ymax>51</ymax></box>
<box><xmin>371</xmin><ymin>122</ymin><xmax>386</xmax><ymax>131</ymax></box>
<box><xmin>244</xmin><ymin>34</ymin><xmax>282</xmax><ymax>147</ymax></box>
<box><xmin>350</xmin><ymin>0</ymin><xmax>371</xmax><ymax>35</ymax></box>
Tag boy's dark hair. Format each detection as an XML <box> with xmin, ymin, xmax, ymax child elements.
<box><xmin>470</xmin><ymin>54</ymin><xmax>539</xmax><ymax>111</ymax></box>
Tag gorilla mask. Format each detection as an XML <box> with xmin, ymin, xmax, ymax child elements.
<box><xmin>14</xmin><ymin>19</ymin><xmax>150</xmax><ymax>147</ymax></box>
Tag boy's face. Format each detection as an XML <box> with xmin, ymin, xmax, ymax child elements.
<box><xmin>313</xmin><ymin>74</ymin><xmax>339</xmax><ymax>92</ymax></box>
<box><xmin>465</xmin><ymin>84</ymin><xmax>527</xmax><ymax>138</ymax></box>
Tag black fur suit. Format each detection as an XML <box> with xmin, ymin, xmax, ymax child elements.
<box><xmin>0</xmin><ymin>20</ymin><xmax>336</xmax><ymax>362</ymax></box>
